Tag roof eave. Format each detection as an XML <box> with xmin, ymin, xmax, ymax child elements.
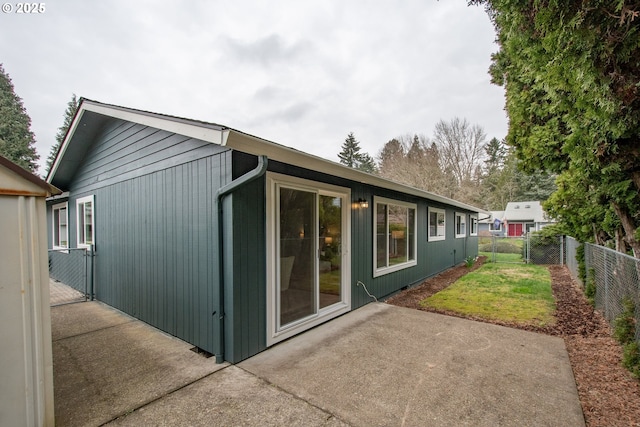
<box><xmin>225</xmin><ymin>130</ymin><xmax>488</xmax><ymax>214</ymax></box>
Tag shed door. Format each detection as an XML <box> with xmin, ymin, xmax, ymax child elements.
<box><xmin>266</xmin><ymin>173</ymin><xmax>351</xmax><ymax>346</ymax></box>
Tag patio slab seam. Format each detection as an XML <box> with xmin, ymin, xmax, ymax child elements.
<box><xmin>101</xmin><ymin>363</ymin><xmax>234</xmax><ymax>426</ymax></box>
<box><xmin>234</xmin><ymin>364</ymin><xmax>348</xmax><ymax>425</ymax></box>
<box><xmin>51</xmin><ymin>317</ymin><xmax>137</xmax><ymax>342</ymax></box>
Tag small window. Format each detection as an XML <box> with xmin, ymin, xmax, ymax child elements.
<box><xmin>52</xmin><ymin>202</ymin><xmax>68</xmax><ymax>249</ymax></box>
<box><xmin>470</xmin><ymin>215</ymin><xmax>478</xmax><ymax>236</ymax></box>
<box><xmin>76</xmin><ymin>195</ymin><xmax>94</xmax><ymax>248</ymax></box>
<box><xmin>455</xmin><ymin>213</ymin><xmax>466</xmax><ymax>238</ymax></box>
<box><xmin>374</xmin><ymin>196</ymin><xmax>417</xmax><ymax>277</ymax></box>
<box><xmin>428</xmin><ymin>207</ymin><xmax>446</xmax><ymax>242</ymax></box>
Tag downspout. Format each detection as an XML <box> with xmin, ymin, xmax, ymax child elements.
<box><xmin>214</xmin><ymin>155</ymin><xmax>268</xmax><ymax>363</ymax></box>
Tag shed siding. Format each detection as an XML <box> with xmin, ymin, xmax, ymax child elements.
<box><xmin>58</xmin><ymin>119</ymin><xmax>231</xmax><ymax>355</ymax></box>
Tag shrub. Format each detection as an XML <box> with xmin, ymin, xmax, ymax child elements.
<box><xmin>613</xmin><ymin>298</ymin><xmax>640</xmax><ymax>378</ymax></box>
<box><xmin>623</xmin><ymin>342</ymin><xmax>640</xmax><ymax>378</ymax></box>
<box><xmin>576</xmin><ymin>243</ymin><xmax>586</xmax><ymax>285</ymax></box>
<box><xmin>465</xmin><ymin>256</ymin><xmax>475</xmax><ymax>268</ymax></box>
<box><xmin>614</xmin><ymin>299</ymin><xmax>637</xmax><ymax>344</ymax></box>
<box><xmin>584</xmin><ymin>268</ymin><xmax>596</xmax><ymax>306</ymax></box>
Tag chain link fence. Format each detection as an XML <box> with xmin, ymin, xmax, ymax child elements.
<box><xmin>566</xmin><ymin>236</ymin><xmax>640</xmax><ymax>343</ymax></box>
<box><xmin>585</xmin><ymin>244</ymin><xmax>640</xmax><ymax>341</ymax></box>
<box><xmin>478</xmin><ymin>233</ymin><xmax>564</xmax><ymax>265</ymax></box>
<box><xmin>526</xmin><ymin>233</ymin><xmax>564</xmax><ymax>265</ymax></box>
<box><xmin>48</xmin><ymin>248</ymin><xmax>93</xmax><ymax>300</ymax></box>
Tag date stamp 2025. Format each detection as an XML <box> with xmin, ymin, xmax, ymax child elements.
<box><xmin>2</xmin><ymin>3</ymin><xmax>46</xmax><ymax>14</ymax></box>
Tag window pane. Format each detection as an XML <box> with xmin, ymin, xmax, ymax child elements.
<box><xmin>376</xmin><ymin>203</ymin><xmax>387</xmax><ymax>269</ymax></box>
<box><xmin>319</xmin><ymin>195</ymin><xmax>342</xmax><ymax>310</ymax></box>
<box><xmin>84</xmin><ymin>202</ymin><xmax>93</xmax><ymax>244</ymax></box>
<box><xmin>388</xmin><ymin>205</ymin><xmax>407</xmax><ymax>266</ymax></box>
<box><xmin>407</xmin><ymin>208</ymin><xmax>415</xmax><ymax>261</ymax></box>
<box><xmin>429</xmin><ymin>211</ymin><xmax>437</xmax><ymax>237</ymax></box>
<box><xmin>53</xmin><ymin>209</ymin><xmax>60</xmax><ymax>246</ymax></box>
<box><xmin>279</xmin><ymin>187</ymin><xmax>316</xmax><ymax>326</ymax></box>
<box><xmin>78</xmin><ymin>204</ymin><xmax>85</xmax><ymax>243</ymax></box>
<box><xmin>437</xmin><ymin>212</ymin><xmax>445</xmax><ymax>237</ymax></box>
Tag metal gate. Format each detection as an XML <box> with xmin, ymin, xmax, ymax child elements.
<box><xmin>479</xmin><ymin>234</ymin><xmax>564</xmax><ymax>265</ymax></box>
<box><xmin>48</xmin><ymin>247</ymin><xmax>94</xmax><ymax>303</ymax></box>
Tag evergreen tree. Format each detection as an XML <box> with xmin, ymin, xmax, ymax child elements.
<box><xmin>338</xmin><ymin>132</ymin><xmax>376</xmax><ymax>173</ymax></box>
<box><xmin>473</xmin><ymin>0</ymin><xmax>640</xmax><ymax>256</ymax></box>
<box><xmin>357</xmin><ymin>152</ymin><xmax>377</xmax><ymax>174</ymax></box>
<box><xmin>0</xmin><ymin>64</ymin><xmax>39</xmax><ymax>172</ymax></box>
<box><xmin>338</xmin><ymin>132</ymin><xmax>362</xmax><ymax>168</ymax></box>
<box><xmin>46</xmin><ymin>94</ymin><xmax>79</xmax><ymax>175</ymax></box>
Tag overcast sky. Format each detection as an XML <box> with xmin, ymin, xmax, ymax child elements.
<box><xmin>1</xmin><ymin>0</ymin><xmax>507</xmax><ymax>175</ymax></box>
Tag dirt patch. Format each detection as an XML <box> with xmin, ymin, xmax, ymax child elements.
<box><xmin>386</xmin><ymin>261</ymin><xmax>640</xmax><ymax>427</ymax></box>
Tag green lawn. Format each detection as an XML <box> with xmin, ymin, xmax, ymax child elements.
<box><xmin>478</xmin><ymin>236</ymin><xmax>525</xmax><ymax>263</ymax></box>
<box><xmin>420</xmin><ymin>263</ymin><xmax>555</xmax><ymax>326</ymax></box>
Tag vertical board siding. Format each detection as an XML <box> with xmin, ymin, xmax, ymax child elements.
<box><xmin>93</xmin><ymin>156</ymin><xmax>229</xmax><ymax>354</ymax></box>
<box><xmin>63</xmin><ymin>118</ymin><xmax>231</xmax><ymax>355</ymax></box>
<box><xmin>227</xmin><ymin>176</ymin><xmax>266</xmax><ymax>363</ymax></box>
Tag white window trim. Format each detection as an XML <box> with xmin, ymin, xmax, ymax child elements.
<box><xmin>428</xmin><ymin>207</ymin><xmax>446</xmax><ymax>242</ymax></box>
<box><xmin>470</xmin><ymin>214</ymin><xmax>478</xmax><ymax>236</ymax></box>
<box><xmin>373</xmin><ymin>196</ymin><xmax>417</xmax><ymax>278</ymax></box>
<box><xmin>265</xmin><ymin>173</ymin><xmax>351</xmax><ymax>347</ymax></box>
<box><xmin>52</xmin><ymin>202</ymin><xmax>69</xmax><ymax>250</ymax></box>
<box><xmin>76</xmin><ymin>195</ymin><xmax>94</xmax><ymax>249</ymax></box>
<box><xmin>455</xmin><ymin>212</ymin><xmax>467</xmax><ymax>239</ymax></box>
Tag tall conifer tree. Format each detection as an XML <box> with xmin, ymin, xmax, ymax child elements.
<box><xmin>0</xmin><ymin>64</ymin><xmax>39</xmax><ymax>172</ymax></box>
<box><xmin>46</xmin><ymin>94</ymin><xmax>79</xmax><ymax>175</ymax></box>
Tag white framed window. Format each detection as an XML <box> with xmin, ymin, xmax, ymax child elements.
<box><xmin>76</xmin><ymin>195</ymin><xmax>94</xmax><ymax>248</ymax></box>
<box><xmin>455</xmin><ymin>212</ymin><xmax>466</xmax><ymax>238</ymax></box>
<box><xmin>52</xmin><ymin>202</ymin><xmax>69</xmax><ymax>249</ymax></box>
<box><xmin>428</xmin><ymin>207</ymin><xmax>446</xmax><ymax>242</ymax></box>
<box><xmin>470</xmin><ymin>214</ymin><xmax>478</xmax><ymax>236</ymax></box>
<box><xmin>374</xmin><ymin>196</ymin><xmax>417</xmax><ymax>277</ymax></box>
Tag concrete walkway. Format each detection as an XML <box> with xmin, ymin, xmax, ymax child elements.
<box><xmin>51</xmin><ymin>299</ymin><xmax>585</xmax><ymax>426</ymax></box>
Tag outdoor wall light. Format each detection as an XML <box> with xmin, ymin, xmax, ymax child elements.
<box><xmin>355</xmin><ymin>198</ymin><xmax>369</xmax><ymax>209</ymax></box>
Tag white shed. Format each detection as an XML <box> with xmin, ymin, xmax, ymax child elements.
<box><xmin>0</xmin><ymin>156</ymin><xmax>60</xmax><ymax>426</ymax></box>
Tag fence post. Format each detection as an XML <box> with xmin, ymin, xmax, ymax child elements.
<box><xmin>88</xmin><ymin>245</ymin><xmax>94</xmax><ymax>301</ymax></box>
<box><xmin>560</xmin><ymin>235</ymin><xmax>564</xmax><ymax>266</ymax></box>
<box><xmin>604</xmin><ymin>249</ymin><xmax>610</xmax><ymax>320</ymax></box>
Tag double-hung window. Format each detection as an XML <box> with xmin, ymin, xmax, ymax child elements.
<box><xmin>470</xmin><ymin>215</ymin><xmax>478</xmax><ymax>236</ymax></box>
<box><xmin>76</xmin><ymin>195</ymin><xmax>94</xmax><ymax>248</ymax></box>
<box><xmin>455</xmin><ymin>212</ymin><xmax>466</xmax><ymax>238</ymax></box>
<box><xmin>428</xmin><ymin>207</ymin><xmax>446</xmax><ymax>242</ymax></box>
<box><xmin>52</xmin><ymin>202</ymin><xmax>68</xmax><ymax>249</ymax></box>
<box><xmin>374</xmin><ymin>196</ymin><xmax>417</xmax><ymax>277</ymax></box>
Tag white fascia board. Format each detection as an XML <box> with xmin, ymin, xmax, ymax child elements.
<box><xmin>47</xmin><ymin>108</ymin><xmax>87</xmax><ymax>183</ymax></box>
<box><xmin>225</xmin><ymin>130</ymin><xmax>488</xmax><ymax>214</ymax></box>
<box><xmin>81</xmin><ymin>101</ymin><xmax>228</xmax><ymax>145</ymax></box>
<box><xmin>48</xmin><ymin>100</ymin><xmax>229</xmax><ymax>184</ymax></box>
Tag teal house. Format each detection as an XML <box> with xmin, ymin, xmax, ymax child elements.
<box><xmin>47</xmin><ymin>99</ymin><xmax>483</xmax><ymax>363</ymax></box>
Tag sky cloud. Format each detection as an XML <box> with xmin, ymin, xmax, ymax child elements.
<box><xmin>0</xmin><ymin>0</ymin><xmax>507</xmax><ymax>175</ymax></box>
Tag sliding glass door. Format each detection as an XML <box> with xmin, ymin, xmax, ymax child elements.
<box><xmin>267</xmin><ymin>174</ymin><xmax>351</xmax><ymax>345</ymax></box>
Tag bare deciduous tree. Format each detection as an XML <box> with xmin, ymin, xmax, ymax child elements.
<box><xmin>433</xmin><ymin>117</ymin><xmax>487</xmax><ymax>186</ymax></box>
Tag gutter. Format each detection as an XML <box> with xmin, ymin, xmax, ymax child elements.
<box><xmin>214</xmin><ymin>155</ymin><xmax>268</xmax><ymax>363</ymax></box>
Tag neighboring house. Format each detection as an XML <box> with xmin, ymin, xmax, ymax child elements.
<box><xmin>503</xmin><ymin>201</ymin><xmax>554</xmax><ymax>236</ymax></box>
<box><xmin>479</xmin><ymin>201</ymin><xmax>554</xmax><ymax>237</ymax></box>
<box><xmin>46</xmin><ymin>99</ymin><xmax>485</xmax><ymax>364</ymax></box>
<box><xmin>478</xmin><ymin>210</ymin><xmax>505</xmax><ymax>236</ymax></box>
